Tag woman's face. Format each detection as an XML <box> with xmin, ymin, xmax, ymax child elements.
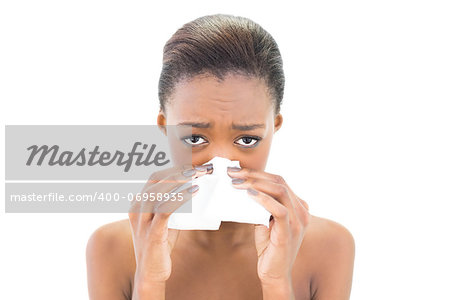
<box><xmin>157</xmin><ymin>74</ymin><xmax>283</xmax><ymax>171</ymax></box>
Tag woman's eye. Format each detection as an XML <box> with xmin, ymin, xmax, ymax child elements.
<box><xmin>182</xmin><ymin>135</ymin><xmax>207</xmax><ymax>146</ymax></box>
<box><xmin>235</xmin><ymin>136</ymin><xmax>261</xmax><ymax>147</ymax></box>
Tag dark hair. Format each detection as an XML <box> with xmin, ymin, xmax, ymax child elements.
<box><xmin>158</xmin><ymin>14</ymin><xmax>285</xmax><ymax>115</ymax></box>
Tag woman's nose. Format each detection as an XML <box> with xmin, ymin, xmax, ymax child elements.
<box><xmin>207</xmin><ymin>155</ymin><xmax>234</xmax><ymax>162</ymax></box>
<box><xmin>204</xmin><ymin>144</ymin><xmax>229</xmax><ymax>160</ymax></box>
<box><xmin>204</xmin><ymin>151</ymin><xmax>239</xmax><ymax>164</ymax></box>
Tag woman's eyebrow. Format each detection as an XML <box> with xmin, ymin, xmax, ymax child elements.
<box><xmin>177</xmin><ymin>122</ymin><xmax>210</xmax><ymax>128</ymax></box>
<box><xmin>231</xmin><ymin>123</ymin><xmax>265</xmax><ymax>131</ymax></box>
<box><xmin>177</xmin><ymin>122</ymin><xmax>265</xmax><ymax>130</ymax></box>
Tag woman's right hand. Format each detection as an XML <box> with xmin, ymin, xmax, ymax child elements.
<box><xmin>128</xmin><ymin>163</ymin><xmax>211</xmax><ymax>297</ymax></box>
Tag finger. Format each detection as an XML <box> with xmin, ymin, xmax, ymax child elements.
<box><xmin>295</xmin><ymin>194</ymin><xmax>310</xmax><ymax>211</ymax></box>
<box><xmin>129</xmin><ymin>163</ymin><xmax>208</xmax><ymax>233</ymax></box>
<box><xmin>279</xmin><ymin>181</ymin><xmax>309</xmax><ymax>212</ymax></box>
<box><xmin>227</xmin><ymin>167</ymin><xmax>287</xmax><ymax>185</ymax></box>
<box><xmin>232</xmin><ymin>177</ymin><xmax>304</xmax><ymax>228</ymax></box>
<box><xmin>128</xmin><ymin>199</ymin><xmax>141</xmax><ymax>230</ymax></box>
<box><xmin>150</xmin><ymin>184</ymin><xmax>200</xmax><ymax>234</ymax></box>
<box><xmin>143</xmin><ymin>164</ymin><xmax>212</xmax><ymax>191</ymax></box>
<box><xmin>144</xmin><ymin>165</ymin><xmax>212</xmax><ymax>192</ymax></box>
<box><xmin>137</xmin><ymin>164</ymin><xmax>210</xmax><ymax>224</ymax></box>
<box><xmin>154</xmin><ymin>184</ymin><xmax>199</xmax><ymax>215</ymax></box>
<box><xmin>128</xmin><ymin>180</ymin><xmax>184</xmax><ymax>230</ymax></box>
<box><xmin>129</xmin><ymin>182</ymin><xmax>195</xmax><ymax>235</ymax></box>
<box><xmin>146</xmin><ymin>164</ymin><xmax>192</xmax><ymax>182</ymax></box>
<box><xmin>246</xmin><ymin>188</ymin><xmax>290</xmax><ymax>239</ymax></box>
<box><xmin>232</xmin><ymin>177</ymin><xmax>295</xmax><ymax>212</ymax></box>
<box><xmin>284</xmin><ymin>186</ymin><xmax>310</xmax><ymax>224</ymax></box>
<box><xmin>149</xmin><ymin>164</ymin><xmax>213</xmax><ymax>183</ymax></box>
<box><xmin>231</xmin><ymin>172</ymin><xmax>309</xmax><ymax>224</ymax></box>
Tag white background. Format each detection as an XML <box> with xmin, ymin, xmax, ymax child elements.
<box><xmin>1</xmin><ymin>0</ymin><xmax>449</xmax><ymax>299</ymax></box>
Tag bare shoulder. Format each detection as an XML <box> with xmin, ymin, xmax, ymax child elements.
<box><xmin>299</xmin><ymin>215</ymin><xmax>355</xmax><ymax>299</ymax></box>
<box><xmin>305</xmin><ymin>215</ymin><xmax>355</xmax><ymax>251</ymax></box>
<box><xmin>86</xmin><ymin>219</ymin><xmax>135</xmax><ymax>299</ymax></box>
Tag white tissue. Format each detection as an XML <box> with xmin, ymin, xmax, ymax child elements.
<box><xmin>167</xmin><ymin>156</ymin><xmax>272</xmax><ymax>230</ymax></box>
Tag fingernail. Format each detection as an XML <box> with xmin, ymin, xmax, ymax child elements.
<box><xmin>195</xmin><ymin>163</ymin><xmax>213</xmax><ymax>172</ymax></box>
<box><xmin>182</xmin><ymin>169</ymin><xmax>196</xmax><ymax>177</ymax></box>
<box><xmin>232</xmin><ymin>178</ymin><xmax>245</xmax><ymax>185</ymax></box>
<box><xmin>194</xmin><ymin>165</ymin><xmax>208</xmax><ymax>171</ymax></box>
<box><xmin>227</xmin><ymin>166</ymin><xmax>241</xmax><ymax>172</ymax></box>
<box><xmin>247</xmin><ymin>188</ymin><xmax>258</xmax><ymax>195</ymax></box>
<box><xmin>187</xmin><ymin>185</ymin><xmax>199</xmax><ymax>193</ymax></box>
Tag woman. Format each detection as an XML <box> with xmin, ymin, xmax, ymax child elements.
<box><xmin>86</xmin><ymin>14</ymin><xmax>355</xmax><ymax>300</ymax></box>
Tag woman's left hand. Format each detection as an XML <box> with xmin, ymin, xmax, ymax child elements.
<box><xmin>227</xmin><ymin>167</ymin><xmax>311</xmax><ymax>288</ymax></box>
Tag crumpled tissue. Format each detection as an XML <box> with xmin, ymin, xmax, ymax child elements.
<box><xmin>167</xmin><ymin>156</ymin><xmax>271</xmax><ymax>230</ymax></box>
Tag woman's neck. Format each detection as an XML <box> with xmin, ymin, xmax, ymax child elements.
<box><xmin>180</xmin><ymin>222</ymin><xmax>255</xmax><ymax>252</ymax></box>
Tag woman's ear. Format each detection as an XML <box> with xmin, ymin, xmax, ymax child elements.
<box><xmin>157</xmin><ymin>109</ymin><xmax>167</xmax><ymax>136</ymax></box>
<box><xmin>274</xmin><ymin>113</ymin><xmax>283</xmax><ymax>133</ymax></box>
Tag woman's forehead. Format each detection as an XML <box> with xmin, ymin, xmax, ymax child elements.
<box><xmin>167</xmin><ymin>74</ymin><xmax>273</xmax><ymax>116</ymax></box>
